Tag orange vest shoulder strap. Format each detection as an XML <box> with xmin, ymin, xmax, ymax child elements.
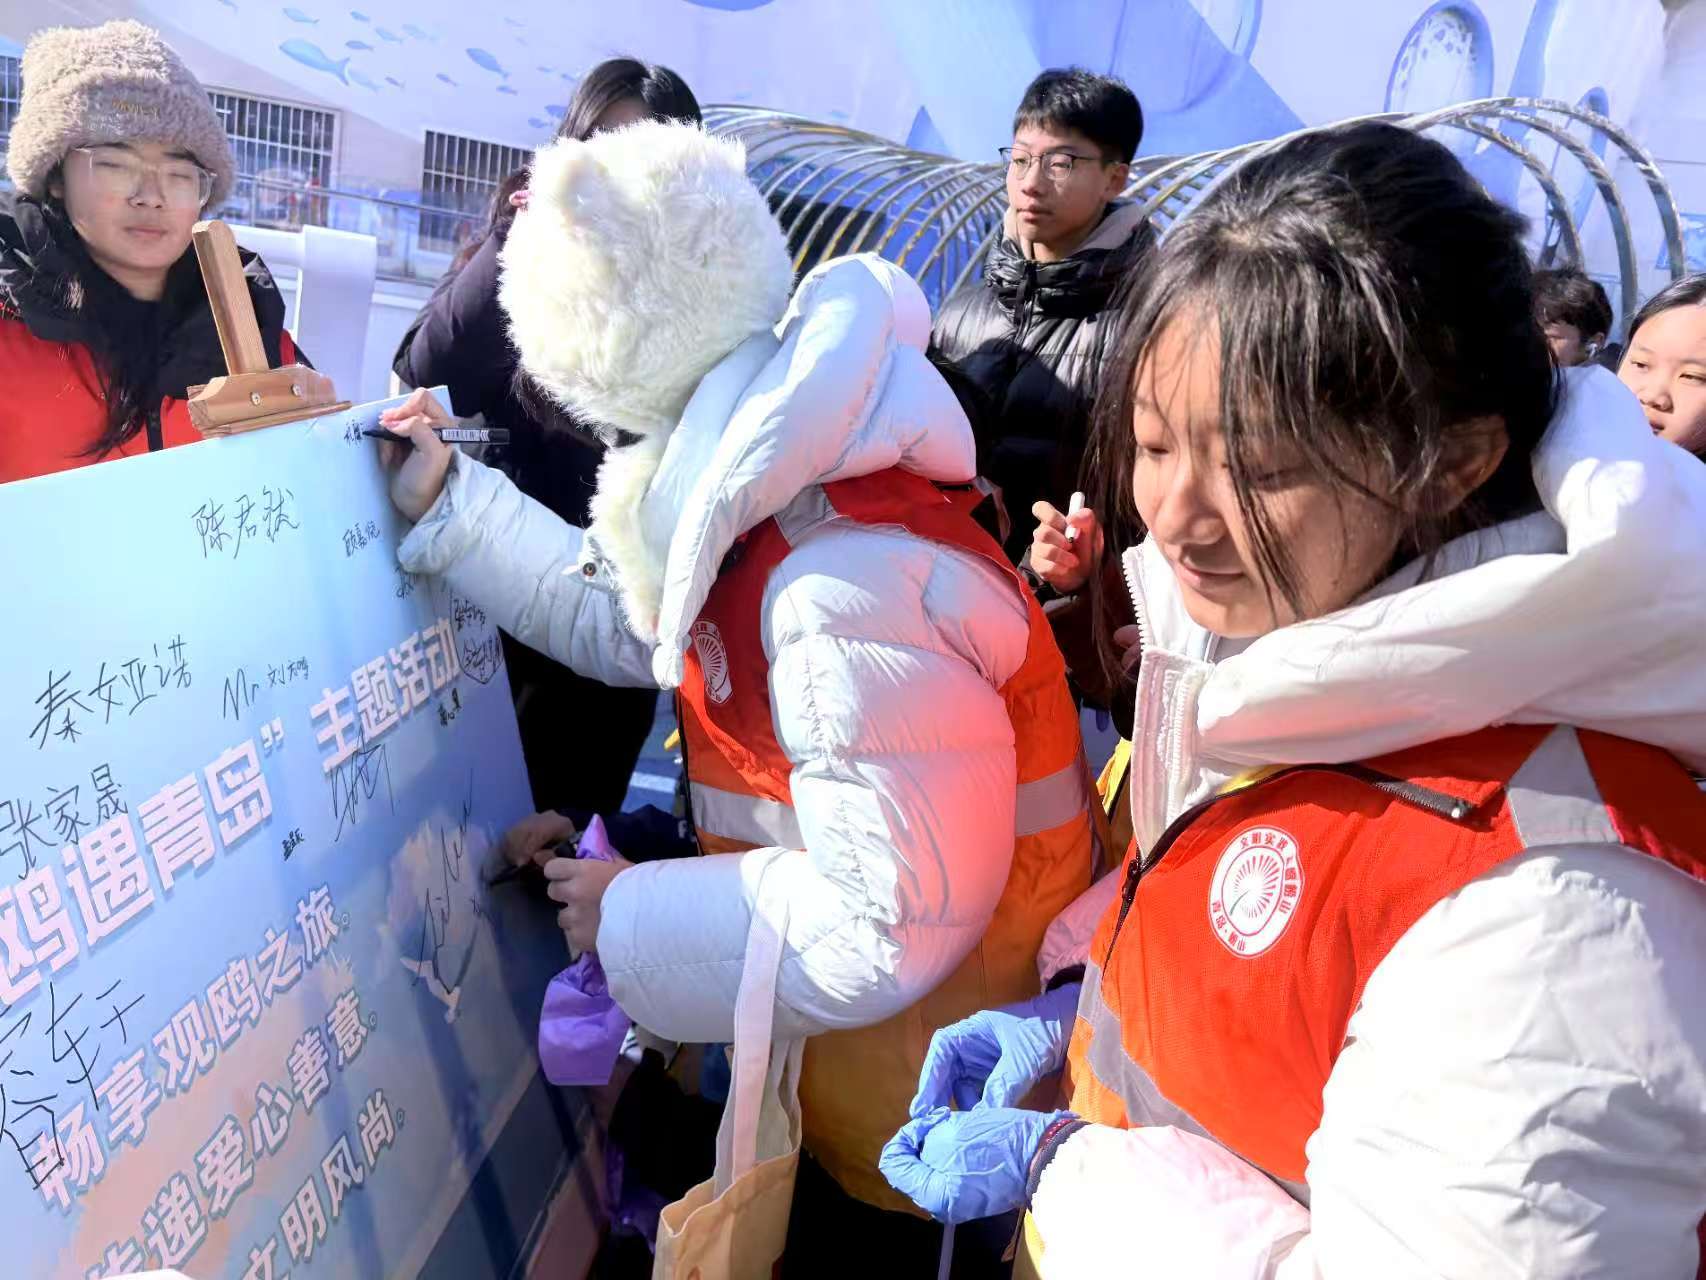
<box><xmin>822</xmin><ymin>470</ymin><xmax>1017</xmax><ymax>587</ymax></box>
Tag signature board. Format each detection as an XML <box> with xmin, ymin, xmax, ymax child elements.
<box><xmin>0</xmin><ymin>392</ymin><xmax>568</xmax><ymax>1278</ymax></box>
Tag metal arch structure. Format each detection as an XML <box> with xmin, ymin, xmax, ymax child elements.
<box><xmin>704</xmin><ymin>99</ymin><xmax>1686</xmax><ymax>331</ymax></box>
<box><xmin>704</xmin><ymin>106</ymin><xmax>1006</xmax><ymax>309</ymax></box>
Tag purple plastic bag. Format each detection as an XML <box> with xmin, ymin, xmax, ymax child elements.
<box><xmin>537</xmin><ymin>815</ymin><xmax>632</xmax><ymax>1087</ymax></box>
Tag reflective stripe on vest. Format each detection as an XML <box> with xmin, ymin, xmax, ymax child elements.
<box><xmin>1064</xmin><ymin>723</ymin><xmax>1706</xmax><ymax>1227</ymax></box>
<box><xmin>1075</xmin><ymin>958</ymin><xmax>1311</xmax><ymax>1204</ymax></box>
<box><xmin>1017</xmin><ymin>762</ymin><xmax>1095</xmax><ymax>839</ymax></box>
<box><xmin>1506</xmin><ymin>724</ymin><xmax>1621</xmax><ymax>846</ymax></box>
<box><xmin>696</xmin><ymin>759</ymin><xmax>1091</xmax><ymax>851</ymax></box>
<box><xmin>690</xmin><ymin>783</ymin><xmax>804</xmax><ymax>850</ymax></box>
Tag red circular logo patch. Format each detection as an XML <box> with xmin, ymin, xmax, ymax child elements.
<box><xmin>1207</xmin><ymin>825</ymin><xmax>1303</xmax><ymax>957</ymax></box>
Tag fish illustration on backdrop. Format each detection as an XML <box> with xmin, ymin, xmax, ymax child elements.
<box><xmin>536</xmin><ymin>66</ymin><xmax>553</xmax><ymax>74</ymax></box>
<box><xmin>466</xmin><ymin>48</ymin><xmax>509</xmax><ymax>78</ymax></box>
<box><xmin>527</xmin><ymin>117</ymin><xmax>548</xmax><ymax>129</ymax></box>
<box><xmin>345</xmin><ymin>39</ymin><xmax>373</xmax><ymax>50</ymax></box>
<box><xmin>504</xmin><ymin>15</ymin><xmax>524</xmax><ymax>26</ymax></box>
<box><xmin>348</xmin><ymin>68</ymin><xmax>381</xmax><ymax>91</ymax></box>
<box><xmin>376</xmin><ymin>27</ymin><xmax>402</xmax><ymax>43</ymax></box>
<box><xmin>544</xmin><ymin>104</ymin><xmax>566</xmax><ymax>119</ymax></box>
<box><xmin>497</xmin><ymin>85</ymin><xmax>518</xmax><ymax>96</ymax></box>
<box><xmin>403</xmin><ymin>23</ymin><xmax>435</xmax><ymax>40</ymax></box>
<box><xmin>351</xmin><ymin>9</ymin><xmax>370</xmax><ymax>19</ymax></box>
<box><xmin>436</xmin><ymin>72</ymin><xmax>459</xmax><ymax>86</ymax></box>
<box><xmin>282</xmin><ymin>6</ymin><xmax>318</xmax><ymax>23</ymax></box>
<box><xmin>216</xmin><ymin>0</ymin><xmax>238</xmax><ymax>9</ymax></box>
<box><xmin>385</xmin><ymin>75</ymin><xmax>405</xmax><ymax>88</ymax></box>
<box><xmin>279</xmin><ymin>39</ymin><xmax>348</xmax><ymax>82</ymax></box>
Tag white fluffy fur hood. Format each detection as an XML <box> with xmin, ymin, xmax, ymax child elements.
<box><xmin>496</xmin><ymin>120</ymin><xmax>967</xmax><ymax>660</ymax></box>
<box><xmin>497</xmin><ymin>119</ymin><xmax>804</xmax><ymax>645</ymax></box>
<box><xmin>498</xmin><ymin>120</ymin><xmax>794</xmax><ymax>440</ymax></box>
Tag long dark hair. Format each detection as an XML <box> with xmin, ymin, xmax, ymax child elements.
<box><xmin>456</xmin><ymin>56</ymin><xmax>701</xmax><ymax>268</ymax></box>
<box><xmin>29</xmin><ymin>192</ymin><xmax>199</xmax><ymax>457</ymax></box>
<box><xmin>1084</xmin><ymin>121</ymin><xmax>1558</xmax><ymax>679</ymax></box>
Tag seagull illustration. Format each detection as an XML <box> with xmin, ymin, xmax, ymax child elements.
<box><xmin>400</xmin><ymin>954</ymin><xmax>464</xmax><ymax>1023</ymax></box>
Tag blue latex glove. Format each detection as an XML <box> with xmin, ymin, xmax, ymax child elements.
<box><xmin>909</xmin><ymin>982</ymin><xmax>1081</xmax><ymax>1117</ymax></box>
<box><xmin>880</xmin><ymin>1105</ymin><xmax>1069</xmax><ymax>1224</ymax></box>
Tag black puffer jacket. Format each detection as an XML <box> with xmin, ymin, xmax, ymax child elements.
<box><xmin>931</xmin><ymin>202</ymin><xmax>1155</xmax><ymax>562</ymax></box>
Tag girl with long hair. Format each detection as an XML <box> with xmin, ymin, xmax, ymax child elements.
<box><xmin>883</xmin><ymin>121</ymin><xmax>1706</xmax><ymax>1277</ymax></box>
<box><xmin>1</xmin><ymin>20</ymin><xmax>322</xmax><ymax>484</ymax></box>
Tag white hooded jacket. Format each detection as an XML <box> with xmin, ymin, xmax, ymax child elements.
<box><xmin>1027</xmin><ymin>365</ymin><xmax>1706</xmax><ymax>1278</ymax></box>
<box><xmin>398</xmin><ymin>253</ymin><xmax>1038</xmax><ymax>1044</ymax></box>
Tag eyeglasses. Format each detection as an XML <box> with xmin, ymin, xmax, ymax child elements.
<box><xmin>70</xmin><ymin>146</ymin><xmax>214</xmax><ymax>210</ymax></box>
<box><xmin>999</xmin><ymin>148</ymin><xmax>1105</xmax><ymax>184</ymax></box>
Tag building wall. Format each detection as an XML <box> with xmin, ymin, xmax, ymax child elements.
<box><xmin>1622</xmin><ymin>0</ymin><xmax>1706</xmax><ymax>284</ymax></box>
<box><xmin>3</xmin><ymin>0</ymin><xmax>1701</xmax><ymax>290</ymax></box>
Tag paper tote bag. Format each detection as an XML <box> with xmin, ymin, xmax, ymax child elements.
<box><xmin>654</xmin><ymin>853</ymin><xmax>804</xmax><ymax>1280</ymax></box>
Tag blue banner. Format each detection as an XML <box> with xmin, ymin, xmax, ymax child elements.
<box><xmin>0</xmin><ymin>394</ymin><xmax>564</xmax><ymax>1278</ymax></box>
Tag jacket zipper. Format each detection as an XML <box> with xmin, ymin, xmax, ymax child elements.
<box><xmin>1121</xmin><ymin>545</ymin><xmax>1220</xmax><ymax>851</ymax></box>
<box><xmin>672</xmin><ymin>691</ymin><xmax>700</xmax><ymax>847</ymax></box>
<box><xmin>1106</xmin><ymin>763</ymin><xmax>1480</xmax><ymax>963</ymax></box>
<box><xmin>1121</xmin><ymin>546</ymin><xmax>1149</xmax><ymax>660</ymax></box>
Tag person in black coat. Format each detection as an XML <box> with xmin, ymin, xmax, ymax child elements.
<box><xmin>932</xmin><ymin>68</ymin><xmax>1154</xmax><ymax>565</ymax></box>
<box><xmin>394</xmin><ymin>58</ymin><xmax>701</xmax><ymax>819</ymax></box>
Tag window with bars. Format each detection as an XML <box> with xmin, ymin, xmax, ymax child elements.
<box><xmin>0</xmin><ymin>54</ymin><xmax>22</xmax><ymax>174</ymax></box>
<box><xmin>207</xmin><ymin>89</ymin><xmax>338</xmax><ymax>226</ymax></box>
<box><xmin>419</xmin><ymin>130</ymin><xmax>530</xmax><ymax>254</ymax></box>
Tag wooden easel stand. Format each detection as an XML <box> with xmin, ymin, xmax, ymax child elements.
<box><xmin>186</xmin><ymin>220</ymin><xmax>350</xmax><ymax>436</ymax></box>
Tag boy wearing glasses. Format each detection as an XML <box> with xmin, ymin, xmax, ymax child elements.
<box><xmin>933</xmin><ymin>67</ymin><xmax>1153</xmax><ymax>564</ymax></box>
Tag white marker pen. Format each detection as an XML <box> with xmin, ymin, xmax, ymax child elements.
<box><xmin>1064</xmin><ymin>491</ymin><xmax>1086</xmax><ymax>543</ymax></box>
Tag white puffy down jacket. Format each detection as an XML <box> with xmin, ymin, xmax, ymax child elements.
<box><xmin>398</xmin><ymin>255</ymin><xmax>1034</xmax><ymax>1044</ymax></box>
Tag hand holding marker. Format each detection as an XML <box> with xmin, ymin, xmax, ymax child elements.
<box><xmin>1027</xmin><ymin>493</ymin><xmax>1099</xmax><ymax>595</ymax></box>
<box><xmin>373</xmin><ymin>388</ymin><xmax>490</xmax><ymax>523</ymax></box>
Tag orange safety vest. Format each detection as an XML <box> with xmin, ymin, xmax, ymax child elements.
<box><xmin>677</xmin><ymin>467</ymin><xmax>1098</xmax><ymax>1210</ymax></box>
<box><xmin>1058</xmin><ymin>723</ymin><xmax>1706</xmax><ymax>1267</ymax></box>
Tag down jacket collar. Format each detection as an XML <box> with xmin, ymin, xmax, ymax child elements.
<box><xmin>984</xmin><ymin>200</ymin><xmax>1156</xmax><ymax>322</ymax></box>
<box><xmin>583</xmin><ymin>253</ymin><xmax>978</xmax><ymax>689</ymax></box>
<box><xmin>1127</xmin><ymin>363</ymin><xmax>1706</xmax><ymax>788</ymax></box>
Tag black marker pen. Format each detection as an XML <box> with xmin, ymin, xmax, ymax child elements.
<box><xmin>485</xmin><ymin>861</ymin><xmax>530</xmax><ymax>889</ymax></box>
<box><xmin>362</xmin><ymin>425</ymin><xmax>511</xmax><ymax>445</ymax></box>
<box><xmin>485</xmin><ymin>833</ymin><xmax>579</xmax><ymax>888</ymax></box>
